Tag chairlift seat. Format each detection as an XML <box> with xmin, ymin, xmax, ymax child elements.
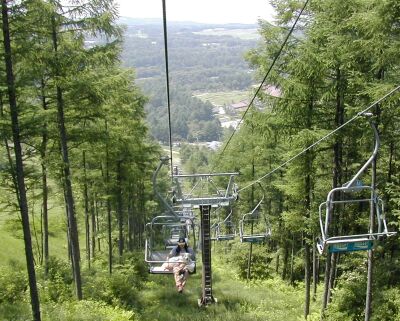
<box><xmin>150</xmin><ymin>266</ymin><xmax>174</xmax><ymax>274</ymax></box>
<box><xmin>217</xmin><ymin>234</ymin><xmax>236</xmax><ymax>241</ymax></box>
<box><xmin>326</xmin><ymin>236</ymin><xmax>374</xmax><ymax>253</ymax></box>
<box><xmin>241</xmin><ymin>234</ymin><xmax>268</xmax><ymax>243</ymax></box>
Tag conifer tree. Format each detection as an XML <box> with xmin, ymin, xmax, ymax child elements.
<box><xmin>0</xmin><ymin>0</ymin><xmax>41</xmax><ymax>319</ymax></box>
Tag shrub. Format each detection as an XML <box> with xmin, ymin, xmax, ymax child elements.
<box><xmin>83</xmin><ymin>264</ymin><xmax>142</xmax><ymax>309</ymax></box>
<box><xmin>0</xmin><ymin>266</ymin><xmax>28</xmax><ymax>304</ymax></box>
<box><xmin>47</xmin><ymin>256</ymin><xmax>74</xmax><ymax>284</ymax></box>
<box><xmin>324</xmin><ymin>270</ymin><xmax>367</xmax><ymax>321</ymax></box>
<box><xmin>0</xmin><ymin>302</ymin><xmax>31</xmax><ymax>321</ymax></box>
<box><xmin>227</xmin><ymin>240</ymin><xmax>273</xmax><ymax>280</ymax></box>
<box><xmin>40</xmin><ymin>257</ymin><xmax>74</xmax><ymax>303</ymax></box>
<box><xmin>42</xmin><ymin>300</ymin><xmax>136</xmax><ymax>321</ymax></box>
<box><xmin>371</xmin><ymin>288</ymin><xmax>400</xmax><ymax>321</ymax></box>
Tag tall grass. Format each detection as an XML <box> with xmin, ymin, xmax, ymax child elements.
<box><xmin>138</xmin><ymin>256</ymin><xmax>321</xmax><ymax>321</ymax></box>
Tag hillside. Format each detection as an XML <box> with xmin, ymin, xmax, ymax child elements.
<box><xmin>119</xmin><ymin>18</ymin><xmax>264</xmax><ymax>143</ymax></box>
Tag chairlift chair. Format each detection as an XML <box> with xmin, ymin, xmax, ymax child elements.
<box><xmin>216</xmin><ymin>208</ymin><xmax>236</xmax><ymax>241</ymax></box>
<box><xmin>172</xmin><ymin>172</ymin><xmax>239</xmax><ymax>209</ymax></box>
<box><xmin>145</xmin><ymin>215</ymin><xmax>197</xmax><ymax>274</ymax></box>
<box><xmin>317</xmin><ymin>115</ymin><xmax>396</xmax><ymax>254</ymax></box>
<box><xmin>239</xmin><ymin>196</ymin><xmax>271</xmax><ymax>243</ymax></box>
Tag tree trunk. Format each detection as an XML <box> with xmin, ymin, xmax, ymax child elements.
<box><xmin>304</xmin><ymin>94</ymin><xmax>314</xmax><ymax>318</ymax></box>
<box><xmin>275</xmin><ymin>246</ymin><xmax>280</xmax><ymax>274</ymax></box>
<box><xmin>290</xmin><ymin>235</ymin><xmax>295</xmax><ymax>285</ymax></box>
<box><xmin>95</xmin><ymin>198</ymin><xmax>101</xmax><ymax>252</ymax></box>
<box><xmin>91</xmin><ymin>195</ymin><xmax>96</xmax><ymax>258</ymax></box>
<box><xmin>128</xmin><ymin>190</ymin><xmax>134</xmax><ymax>251</ymax></box>
<box><xmin>247</xmin><ymin>160</ymin><xmax>256</xmax><ymax>281</ymax></box>
<box><xmin>0</xmin><ymin>94</ymin><xmax>20</xmax><ymax>204</ymax></box>
<box><xmin>83</xmin><ymin>150</ymin><xmax>90</xmax><ymax>268</ymax></box>
<box><xmin>30</xmin><ymin>193</ymin><xmax>41</xmax><ymax>265</ymax></box>
<box><xmin>1</xmin><ymin>1</ymin><xmax>41</xmax><ymax>319</ymax></box>
<box><xmin>139</xmin><ymin>181</ymin><xmax>146</xmax><ymax>249</ymax></box>
<box><xmin>51</xmin><ymin>15</ymin><xmax>82</xmax><ymax>300</ymax></box>
<box><xmin>327</xmin><ymin>252</ymin><xmax>338</xmax><ymax>303</ymax></box>
<box><xmin>322</xmin><ymin>66</ymin><xmax>345</xmax><ymax>319</ymax></box>
<box><xmin>38</xmin><ymin>78</ymin><xmax>50</xmax><ymax>276</ymax></box>
<box><xmin>365</xmin><ymin>248</ymin><xmax>373</xmax><ymax>321</ymax></box>
<box><xmin>282</xmin><ymin>242</ymin><xmax>289</xmax><ymax>280</ymax></box>
<box><xmin>312</xmin><ymin>240</ymin><xmax>318</xmax><ymax>301</ymax></box>
<box><xmin>105</xmin><ymin>120</ymin><xmax>113</xmax><ymax>274</ymax></box>
<box><xmin>304</xmin><ymin>242</ymin><xmax>311</xmax><ymax>318</ymax></box>
<box><xmin>117</xmin><ymin>160</ymin><xmax>124</xmax><ymax>262</ymax></box>
<box><xmin>321</xmin><ymin>251</ymin><xmax>331</xmax><ymax>319</ymax></box>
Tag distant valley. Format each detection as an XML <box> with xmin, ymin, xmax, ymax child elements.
<box><xmin>119</xmin><ymin>18</ymin><xmax>264</xmax><ymax>144</ymax></box>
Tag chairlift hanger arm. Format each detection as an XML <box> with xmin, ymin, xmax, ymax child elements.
<box><xmin>152</xmin><ymin>157</ymin><xmax>178</xmax><ymax>218</ymax></box>
<box><xmin>344</xmin><ymin>116</ymin><xmax>379</xmax><ymax>188</ymax></box>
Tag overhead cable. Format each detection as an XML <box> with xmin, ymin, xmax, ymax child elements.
<box><xmin>237</xmin><ymin>84</ymin><xmax>400</xmax><ymax>193</ymax></box>
<box><xmin>212</xmin><ymin>0</ymin><xmax>310</xmax><ymax>171</ymax></box>
<box><xmin>162</xmin><ymin>0</ymin><xmax>174</xmax><ymax>179</ymax></box>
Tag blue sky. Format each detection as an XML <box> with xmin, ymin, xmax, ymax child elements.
<box><xmin>115</xmin><ymin>0</ymin><xmax>275</xmax><ymax>24</ymax></box>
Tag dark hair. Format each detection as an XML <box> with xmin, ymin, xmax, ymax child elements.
<box><xmin>176</xmin><ymin>237</ymin><xmax>188</xmax><ymax>253</ymax></box>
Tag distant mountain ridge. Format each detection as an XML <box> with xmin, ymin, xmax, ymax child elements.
<box><xmin>118</xmin><ymin>16</ymin><xmax>258</xmax><ymax>29</ymax></box>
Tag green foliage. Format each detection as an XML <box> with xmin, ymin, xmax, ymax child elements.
<box><xmin>180</xmin><ymin>143</ymin><xmax>213</xmax><ymax>172</ymax></box>
<box><xmin>41</xmin><ymin>257</ymin><xmax>74</xmax><ymax>303</ymax></box>
<box><xmin>372</xmin><ymin>288</ymin><xmax>400</xmax><ymax>321</ymax></box>
<box><xmin>0</xmin><ymin>302</ymin><xmax>32</xmax><ymax>321</ymax></box>
<box><xmin>0</xmin><ymin>266</ymin><xmax>28</xmax><ymax>304</ymax></box>
<box><xmin>42</xmin><ymin>300</ymin><xmax>136</xmax><ymax>321</ymax></box>
<box><xmin>83</xmin><ymin>254</ymin><xmax>147</xmax><ymax>309</ymax></box>
<box><xmin>324</xmin><ymin>269</ymin><xmax>368</xmax><ymax>321</ymax></box>
<box><xmin>2</xmin><ymin>217</ymin><xmax>23</xmax><ymax>239</ymax></box>
<box><xmin>47</xmin><ymin>257</ymin><xmax>74</xmax><ymax>285</ymax></box>
<box><xmin>227</xmin><ymin>241</ymin><xmax>273</xmax><ymax>280</ymax></box>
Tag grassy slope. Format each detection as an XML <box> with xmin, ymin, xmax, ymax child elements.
<box><xmin>138</xmin><ymin>255</ymin><xmax>321</xmax><ymax>321</ymax></box>
<box><xmin>0</xmin><ymin>188</ymin><xmax>321</xmax><ymax>321</ymax></box>
<box><xmin>1</xmin><ymin>217</ymin><xmax>322</xmax><ymax>321</ymax></box>
<box><xmin>0</xmin><ymin>224</ymin><xmax>26</xmax><ymax>266</ymax></box>
<box><xmin>0</xmin><ymin>195</ymin><xmax>70</xmax><ymax>270</ymax></box>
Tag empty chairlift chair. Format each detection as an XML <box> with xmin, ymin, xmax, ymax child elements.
<box><xmin>216</xmin><ymin>208</ymin><xmax>236</xmax><ymax>241</ymax></box>
<box><xmin>239</xmin><ymin>195</ymin><xmax>271</xmax><ymax>244</ymax></box>
<box><xmin>317</xmin><ymin>114</ymin><xmax>396</xmax><ymax>254</ymax></box>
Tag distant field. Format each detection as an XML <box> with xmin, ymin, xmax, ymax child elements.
<box><xmin>193</xmin><ymin>28</ymin><xmax>260</xmax><ymax>40</ymax></box>
<box><xmin>194</xmin><ymin>90</ymin><xmax>250</xmax><ymax>106</ymax></box>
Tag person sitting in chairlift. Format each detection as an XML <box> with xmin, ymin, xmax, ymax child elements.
<box><xmin>168</xmin><ymin>237</ymin><xmax>195</xmax><ymax>293</ymax></box>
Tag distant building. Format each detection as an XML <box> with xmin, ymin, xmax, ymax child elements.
<box><xmin>207</xmin><ymin>141</ymin><xmax>222</xmax><ymax>150</ymax></box>
<box><xmin>263</xmin><ymin>85</ymin><xmax>281</xmax><ymax>98</ymax></box>
<box><xmin>229</xmin><ymin>101</ymin><xmax>248</xmax><ymax>113</ymax></box>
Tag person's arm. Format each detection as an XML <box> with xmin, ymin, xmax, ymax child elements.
<box><xmin>168</xmin><ymin>247</ymin><xmax>177</xmax><ymax>258</ymax></box>
<box><xmin>189</xmin><ymin>248</ymin><xmax>195</xmax><ymax>261</ymax></box>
